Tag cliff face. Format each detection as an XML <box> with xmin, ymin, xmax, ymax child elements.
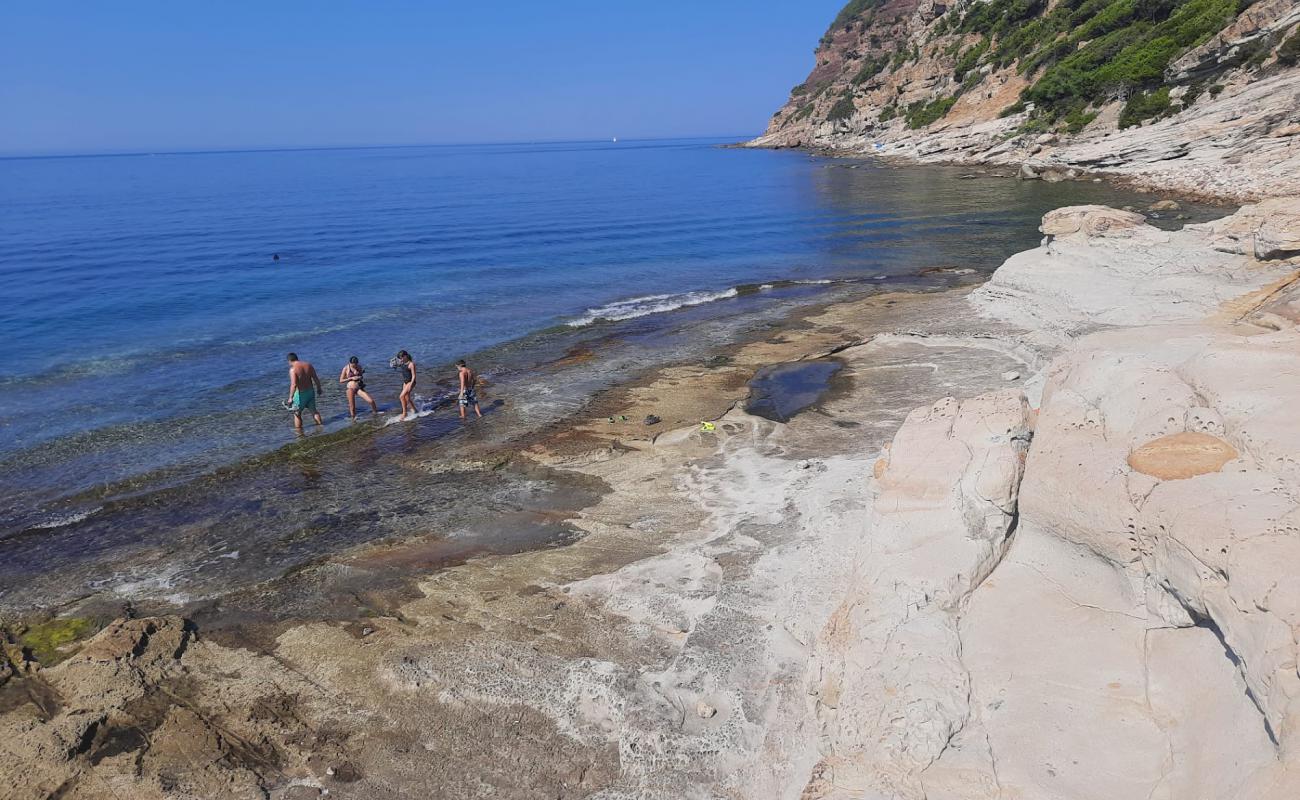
<box><xmin>753</xmin><ymin>0</ymin><xmax>1300</xmax><ymax>200</ymax></box>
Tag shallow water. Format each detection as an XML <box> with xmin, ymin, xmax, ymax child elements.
<box><xmin>745</xmin><ymin>360</ymin><xmax>843</xmax><ymax>422</ymax></box>
<box><xmin>0</xmin><ymin>140</ymin><xmax>1230</xmax><ymax>615</ymax></box>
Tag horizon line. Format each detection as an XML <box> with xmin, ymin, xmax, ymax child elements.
<box><xmin>0</xmin><ymin>134</ymin><xmax>760</xmax><ymax>162</ymax></box>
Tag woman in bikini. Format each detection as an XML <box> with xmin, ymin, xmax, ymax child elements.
<box><xmin>338</xmin><ymin>356</ymin><xmax>380</xmax><ymax>419</ymax></box>
<box><xmin>394</xmin><ymin>350</ymin><xmax>417</xmax><ymax>420</ymax></box>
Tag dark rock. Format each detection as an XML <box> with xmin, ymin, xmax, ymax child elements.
<box><xmin>644</xmin><ymin>415</ymin><xmax>661</xmax><ymax>426</ymax></box>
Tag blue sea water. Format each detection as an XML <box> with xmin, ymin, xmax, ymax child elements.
<box><xmin>0</xmin><ymin>138</ymin><xmax>1211</xmax><ymax>535</ymax></box>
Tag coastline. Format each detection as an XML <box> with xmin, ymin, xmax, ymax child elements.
<box><xmin>1</xmin><ymin>275</ymin><xmax>1016</xmax><ymax>796</ymax></box>
<box><xmin>743</xmin><ymin>141</ymin><xmax>1252</xmax><ymax>208</ymax></box>
<box><xmin>5</xmin><ymin>197</ymin><xmax>1300</xmax><ymax>797</ymax></box>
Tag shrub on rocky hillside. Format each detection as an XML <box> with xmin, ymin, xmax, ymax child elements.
<box><xmin>1279</xmin><ymin>29</ymin><xmax>1300</xmax><ymax>65</ymax></box>
<box><xmin>1119</xmin><ymin>86</ymin><xmax>1173</xmax><ymax>127</ymax></box>
<box><xmin>829</xmin><ymin>94</ymin><xmax>858</xmax><ymax>121</ymax></box>
<box><xmin>905</xmin><ymin>95</ymin><xmax>957</xmax><ymax>128</ymax></box>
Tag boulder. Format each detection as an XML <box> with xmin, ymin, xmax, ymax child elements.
<box><xmin>1038</xmin><ymin>205</ymin><xmax>1147</xmax><ymax>238</ymax></box>
<box><xmin>1255</xmin><ymin>200</ymin><xmax>1300</xmax><ymax>260</ymax></box>
<box><xmin>1187</xmin><ymin>197</ymin><xmax>1300</xmax><ymax>260</ymax></box>
<box><xmin>804</xmin><ymin>390</ymin><xmax>1031</xmax><ymax>797</ymax></box>
<box><xmin>973</xmin><ymin>205</ymin><xmax>1298</xmax><ymax>337</ymax></box>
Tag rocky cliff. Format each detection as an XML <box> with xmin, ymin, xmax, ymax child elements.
<box><xmin>752</xmin><ymin>0</ymin><xmax>1300</xmax><ymax>200</ymax></box>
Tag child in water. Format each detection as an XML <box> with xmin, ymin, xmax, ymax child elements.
<box><xmin>457</xmin><ymin>359</ymin><xmax>482</xmax><ymax>419</ymax></box>
<box><xmin>338</xmin><ymin>356</ymin><xmax>380</xmax><ymax>419</ymax></box>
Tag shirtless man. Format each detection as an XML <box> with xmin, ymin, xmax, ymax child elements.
<box><xmin>286</xmin><ymin>352</ymin><xmax>324</xmax><ymax>431</ymax></box>
<box><xmin>456</xmin><ymin>359</ymin><xmax>482</xmax><ymax>419</ymax></box>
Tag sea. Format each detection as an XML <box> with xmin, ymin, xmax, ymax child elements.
<box><xmin>0</xmin><ymin>137</ymin><xmax>1224</xmax><ymax>617</ymax></box>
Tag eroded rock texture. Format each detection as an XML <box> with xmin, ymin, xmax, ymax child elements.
<box><xmin>804</xmin><ymin>203</ymin><xmax>1300</xmax><ymax>798</ymax></box>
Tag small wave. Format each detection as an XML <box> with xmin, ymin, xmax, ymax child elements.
<box><xmin>567</xmin><ymin>288</ymin><xmax>740</xmax><ymax>327</ymax></box>
<box><xmin>380</xmin><ymin>392</ymin><xmax>447</xmax><ymax>425</ymax></box>
<box><xmin>28</xmin><ymin>507</ymin><xmax>102</xmax><ymax>530</ymax></box>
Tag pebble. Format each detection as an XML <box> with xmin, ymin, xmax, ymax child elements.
<box><xmin>696</xmin><ymin>701</ymin><xmax>718</xmax><ymax>719</ymax></box>
<box><xmin>1001</xmin><ymin>371</ymin><xmax>1021</xmax><ymax>381</ymax></box>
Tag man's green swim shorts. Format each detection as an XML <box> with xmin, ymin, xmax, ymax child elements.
<box><xmin>292</xmin><ymin>388</ymin><xmax>317</xmax><ymax>413</ymax></box>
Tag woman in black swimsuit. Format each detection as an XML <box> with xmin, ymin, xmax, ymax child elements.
<box><xmin>338</xmin><ymin>356</ymin><xmax>380</xmax><ymax>419</ymax></box>
<box><xmin>395</xmin><ymin>350</ymin><xmax>417</xmax><ymax>421</ymax></box>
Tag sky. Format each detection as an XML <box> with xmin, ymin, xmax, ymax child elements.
<box><xmin>0</xmin><ymin>1</ymin><xmax>843</xmax><ymax>155</ymax></box>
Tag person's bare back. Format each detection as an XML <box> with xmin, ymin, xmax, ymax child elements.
<box><xmin>286</xmin><ymin>352</ymin><xmax>324</xmax><ymax>430</ymax></box>
<box><xmin>290</xmin><ymin>360</ymin><xmax>318</xmax><ymax>390</ymax></box>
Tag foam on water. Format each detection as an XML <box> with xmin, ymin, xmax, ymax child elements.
<box><xmin>27</xmin><ymin>507</ymin><xmax>102</xmax><ymax>530</ymax></box>
<box><xmin>567</xmin><ymin>288</ymin><xmax>741</xmax><ymax>327</ymax></box>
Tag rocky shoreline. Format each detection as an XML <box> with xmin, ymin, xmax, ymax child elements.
<box><xmin>750</xmin><ymin>0</ymin><xmax>1300</xmax><ymax>204</ymax></box>
<box><xmin>4</xmin><ymin>199</ymin><xmax>1300</xmax><ymax>798</ymax></box>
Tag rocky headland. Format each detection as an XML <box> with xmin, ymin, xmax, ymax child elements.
<box><xmin>749</xmin><ymin>0</ymin><xmax>1300</xmax><ymax>201</ymax></box>
<box><xmin>4</xmin><ymin>197</ymin><xmax>1298</xmax><ymax>798</ymax></box>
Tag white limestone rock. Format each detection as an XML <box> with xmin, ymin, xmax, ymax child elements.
<box><xmin>803</xmin><ymin>390</ymin><xmax>1031</xmax><ymax>799</ymax></box>
<box><xmin>970</xmin><ymin>205</ymin><xmax>1298</xmax><ymax>338</ymax></box>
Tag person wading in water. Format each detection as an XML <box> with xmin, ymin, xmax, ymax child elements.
<box><xmin>395</xmin><ymin>350</ymin><xmax>417</xmax><ymax>420</ymax></box>
<box><xmin>456</xmin><ymin>359</ymin><xmax>482</xmax><ymax>419</ymax></box>
<box><xmin>286</xmin><ymin>352</ymin><xmax>324</xmax><ymax>432</ymax></box>
<box><xmin>338</xmin><ymin>356</ymin><xmax>380</xmax><ymax>419</ymax></box>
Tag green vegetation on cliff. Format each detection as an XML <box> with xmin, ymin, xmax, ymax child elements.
<box><xmin>831</xmin><ymin>0</ymin><xmax>888</xmax><ymax>32</ymax></box>
<box><xmin>829</xmin><ymin>91</ymin><xmax>858</xmax><ymax>121</ymax></box>
<box><xmin>788</xmin><ymin>0</ymin><xmax>1279</xmax><ymax>137</ymax></box>
<box><xmin>905</xmin><ymin>95</ymin><xmax>957</xmax><ymax>128</ymax></box>
<box><xmin>957</xmin><ymin>0</ymin><xmax>1240</xmax><ymax>126</ymax></box>
<box><xmin>1280</xmin><ymin>29</ymin><xmax>1300</xmax><ymax>65</ymax></box>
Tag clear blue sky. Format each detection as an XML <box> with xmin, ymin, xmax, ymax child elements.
<box><xmin>0</xmin><ymin>1</ymin><xmax>841</xmax><ymax>155</ymax></box>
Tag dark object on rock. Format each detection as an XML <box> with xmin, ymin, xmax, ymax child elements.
<box><xmin>644</xmin><ymin>415</ymin><xmax>661</xmax><ymax>426</ymax></box>
<box><xmin>329</xmin><ymin>762</ymin><xmax>362</xmax><ymax>783</ymax></box>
